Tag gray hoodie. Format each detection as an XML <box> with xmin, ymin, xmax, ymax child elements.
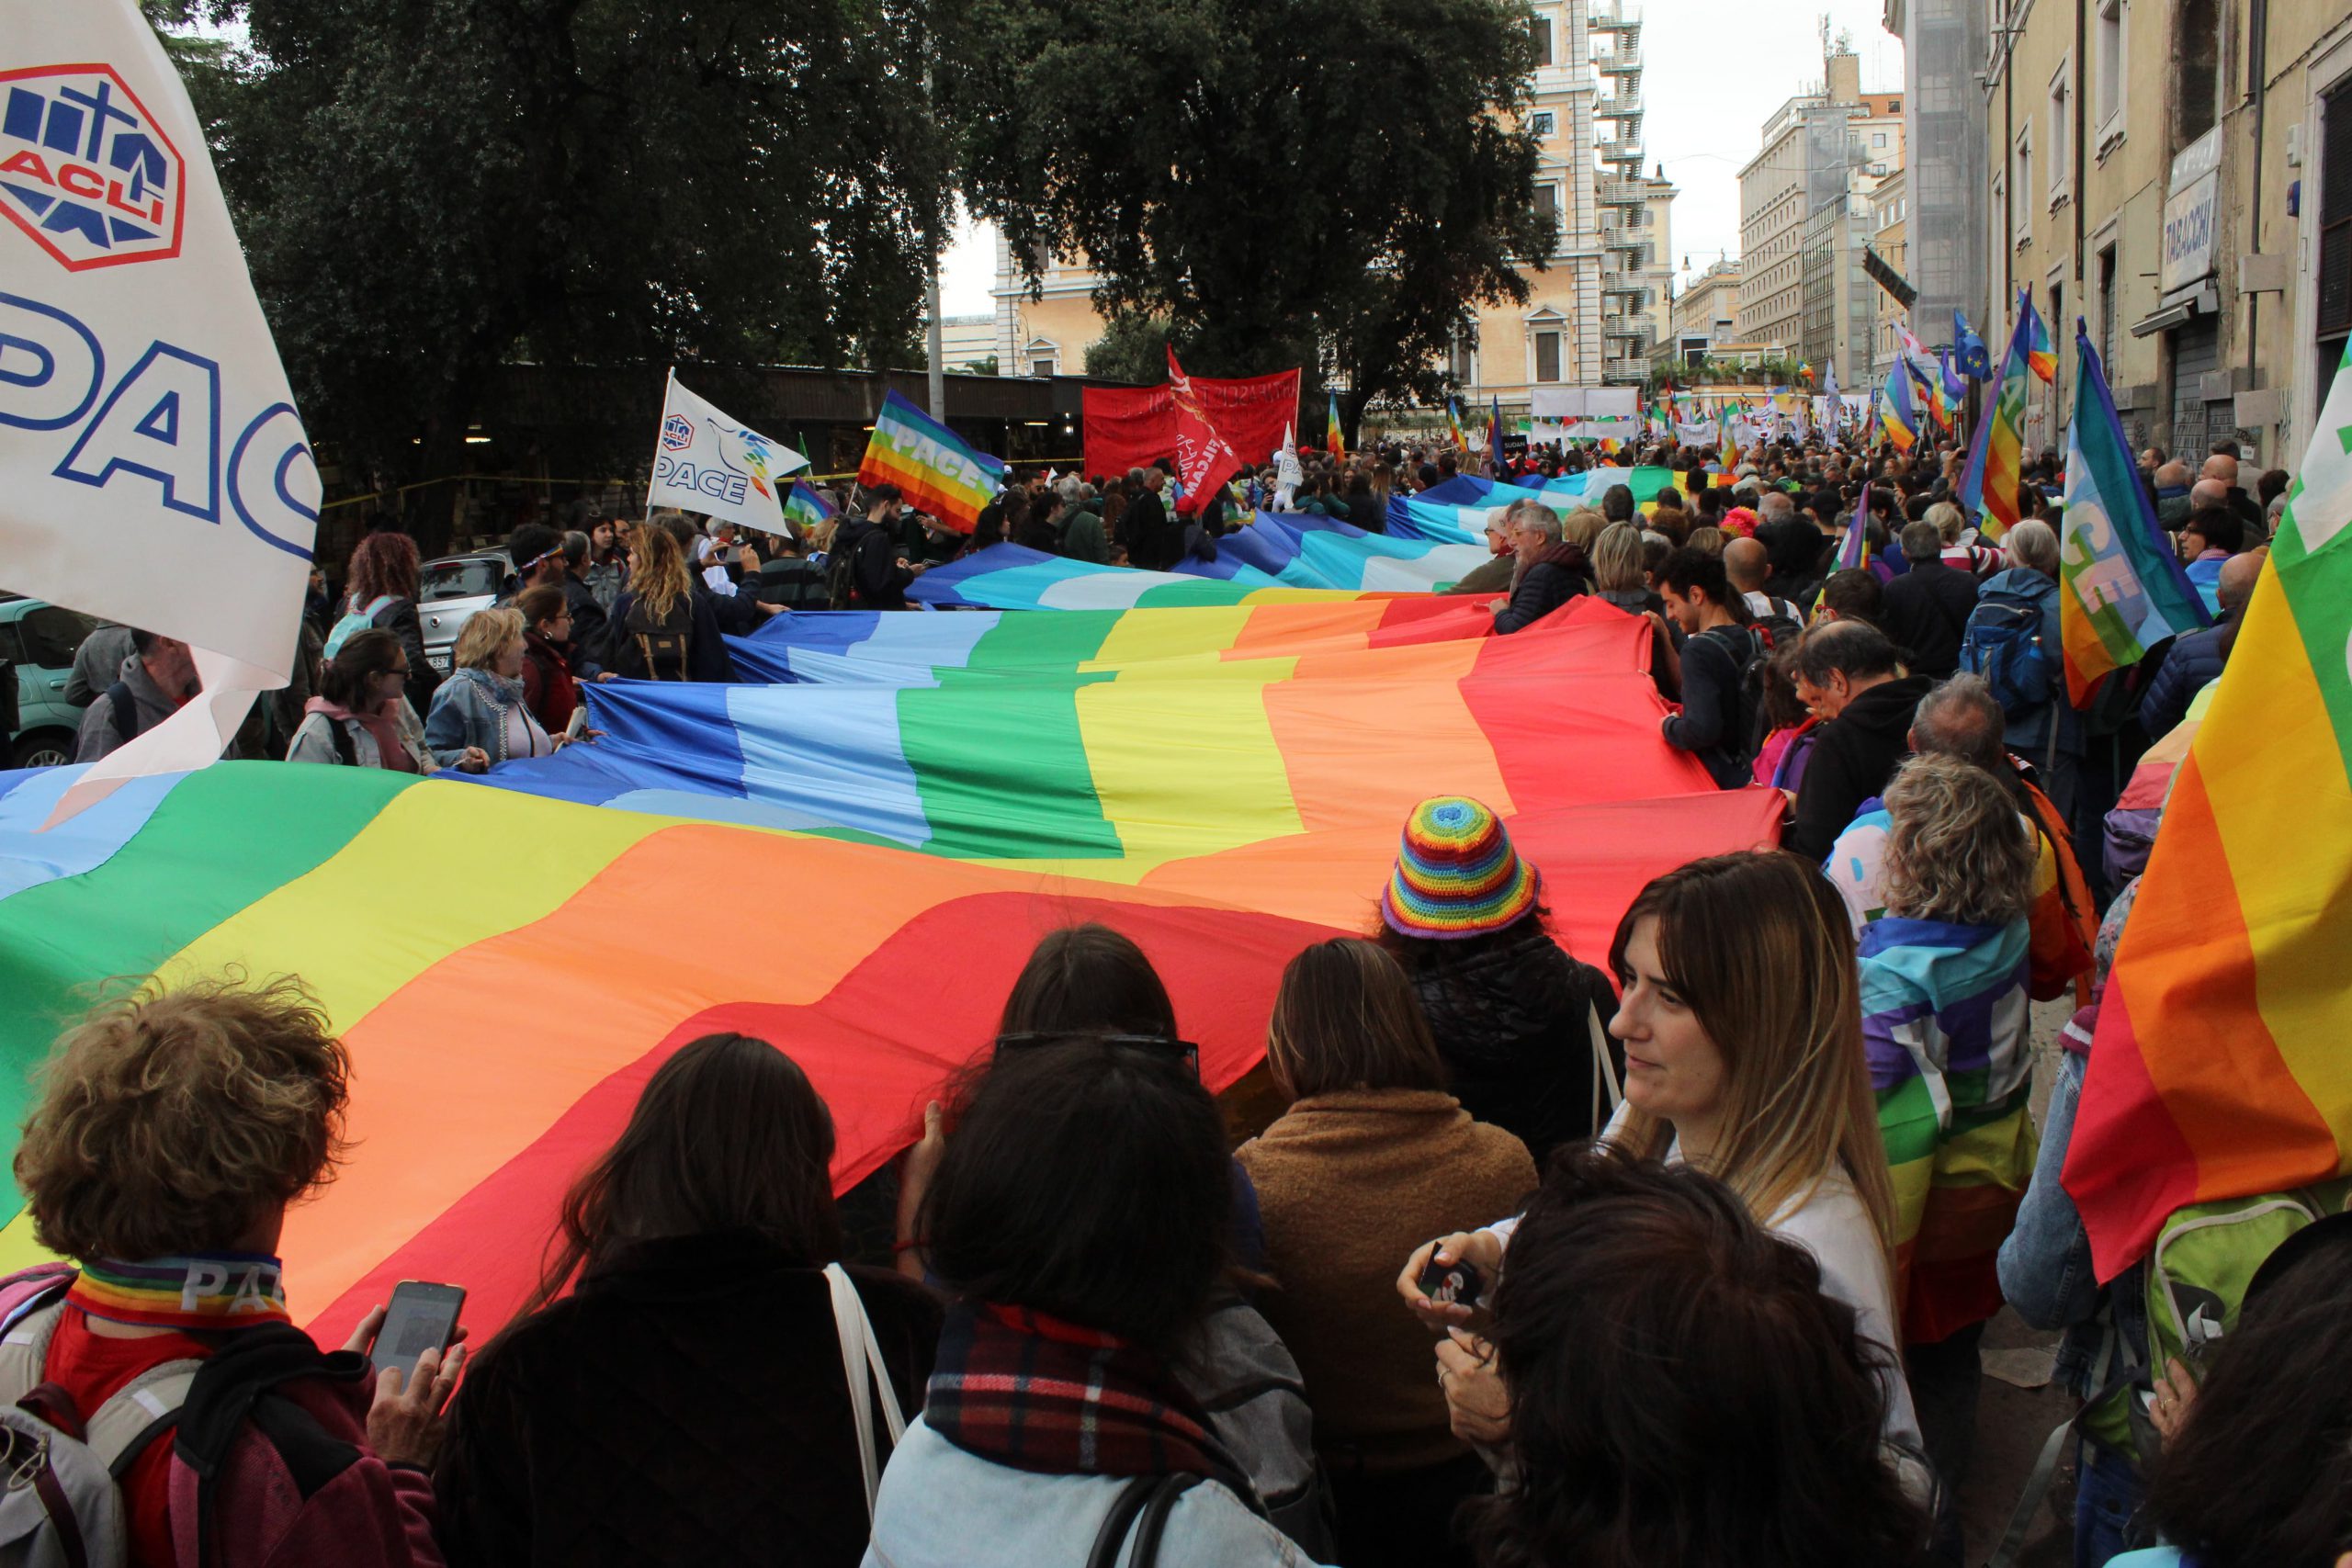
<box><xmin>73</xmin><ymin>653</ymin><xmax>182</xmax><ymax>761</ymax></box>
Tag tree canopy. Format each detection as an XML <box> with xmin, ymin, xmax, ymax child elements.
<box><xmin>1083</xmin><ymin>312</ymin><xmax>1176</xmax><ymax>384</ymax></box>
<box><xmin>936</xmin><ymin>0</ymin><xmax>1553</xmax><ymax>439</ymax></box>
<box><xmin>158</xmin><ymin>0</ymin><xmax>947</xmax><ymax>493</ymax></box>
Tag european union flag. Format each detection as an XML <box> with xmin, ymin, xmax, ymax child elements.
<box><xmin>1954</xmin><ymin>310</ymin><xmax>1994</xmax><ymax>381</ymax></box>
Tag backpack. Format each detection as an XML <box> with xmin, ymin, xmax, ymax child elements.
<box><xmin>321</xmin><ymin>596</ymin><xmax>397</xmax><ymax>660</ymax></box>
<box><xmin>625</xmin><ymin>594</ymin><xmax>694</xmax><ymax>682</ymax></box>
<box><xmin>0</xmin><ymin>1270</ymin><xmax>371</xmax><ymax>1568</ymax></box>
<box><xmin>102</xmin><ymin>682</ymin><xmax>145</xmax><ymax>750</ymax></box>
<box><xmin>1695</xmin><ymin>625</ymin><xmax>1769</xmax><ymax>764</ymax></box>
<box><xmin>1987</xmin><ymin>1175</ymin><xmax>2352</xmax><ymax>1568</ymax></box>
<box><xmin>1960</xmin><ymin>585</ymin><xmax>2055</xmax><ymax>718</ymax></box>
<box><xmin>824</xmin><ymin>525</ymin><xmax>871</xmax><ymax>611</ymax></box>
<box><xmin>1748</xmin><ymin>598</ymin><xmax>1804</xmax><ymax>656</ymax></box>
<box><xmin>0</xmin><ymin>1278</ymin><xmax>196</xmax><ymax>1567</ymax></box>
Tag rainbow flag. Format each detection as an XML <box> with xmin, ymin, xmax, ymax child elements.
<box><xmin>1956</xmin><ymin>291</ymin><xmax>2035</xmax><ymax>540</ymax></box>
<box><xmin>857</xmin><ymin>389</ymin><xmax>1006</xmax><ymax>535</ymax></box>
<box><xmin>1487</xmin><ymin>396</ymin><xmax>1503</xmax><ymax>474</ymax></box>
<box><xmin>1326</xmin><ymin>391</ymin><xmax>1344</xmax><ymax>457</ymax></box>
<box><xmin>2024</xmin><ymin>297</ymin><xmax>2057</xmax><ymax>385</ymax></box>
<box><xmin>1445</xmin><ymin>398</ymin><xmax>1469</xmax><ymax>455</ymax></box>
<box><xmin>2067</xmin><ymin>339</ymin><xmax>2352</xmax><ymax>1278</ymax></box>
<box><xmin>2055</xmin><ymin>323</ymin><xmax>2210</xmax><ymax>705</ymax></box>
<box><xmin>1878</xmin><ymin>369</ymin><xmax>1918</xmax><ymax>453</ymax></box>
<box><xmin>782</xmin><ymin>479</ymin><xmax>841</xmax><ymax>536</ymax></box>
<box><xmin>0</xmin><ymin>601</ymin><xmax>1782</xmax><ymax>1337</ymax></box>
<box><xmin>1860</xmin><ymin>916</ymin><xmax>2038</xmax><ymax>1343</ymax></box>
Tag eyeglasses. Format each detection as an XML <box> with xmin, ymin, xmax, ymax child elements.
<box><xmin>992</xmin><ymin>1032</ymin><xmax>1201</xmax><ymax>1077</ymax></box>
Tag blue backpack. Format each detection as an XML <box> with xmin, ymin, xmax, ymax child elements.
<box><xmin>322</xmin><ymin>594</ymin><xmax>398</xmax><ymax>660</ymax></box>
<box><xmin>1960</xmin><ymin>584</ymin><xmax>2054</xmax><ymax>717</ymax></box>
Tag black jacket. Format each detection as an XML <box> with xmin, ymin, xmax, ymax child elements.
<box><xmin>836</xmin><ymin>517</ymin><xmax>914</xmax><ymax>609</ymax></box>
<box><xmin>1786</xmin><ymin>674</ymin><xmax>1933</xmax><ymax>861</ymax></box>
<box><xmin>379</xmin><ymin>598</ymin><xmax>442</xmax><ymax>716</ymax></box>
<box><xmin>435</xmin><ymin>1231</ymin><xmax>941</xmax><ymax>1568</ymax></box>
<box><xmin>1493</xmin><ymin>542</ymin><xmax>1591</xmax><ymax>634</ymax></box>
<box><xmin>560</xmin><ymin>572</ymin><xmax>610</xmax><ymax>677</ymax></box>
<box><xmin>1662</xmin><ymin>624</ymin><xmax>1760</xmax><ymax>787</ymax></box>
<box><xmin>1405</xmin><ymin>928</ymin><xmax>1622</xmax><ymax>1167</ymax></box>
<box><xmin>1123</xmin><ymin>489</ymin><xmax>1172</xmax><ymax>570</ymax></box>
<box><xmin>2139</xmin><ymin>615</ymin><xmax>2236</xmax><ymax>739</ymax></box>
<box><xmin>1878</xmin><ymin>558</ymin><xmax>1979</xmax><ymax>679</ymax></box>
<box><xmin>603</xmin><ymin>587</ymin><xmax>736</xmax><ymax>682</ymax></box>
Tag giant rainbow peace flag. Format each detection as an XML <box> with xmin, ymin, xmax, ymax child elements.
<box><xmin>2068</xmin><ymin>342</ymin><xmax>2352</xmax><ymax>1277</ymax></box>
<box><xmin>857</xmin><ymin>389</ymin><xmax>1006</xmax><ymax>534</ymax></box>
<box><xmin>0</xmin><ymin>598</ymin><xmax>1779</xmax><ymax>1337</ymax></box>
<box><xmin>2056</xmin><ymin>323</ymin><xmax>2209</xmax><ymax>705</ymax></box>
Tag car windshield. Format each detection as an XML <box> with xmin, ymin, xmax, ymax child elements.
<box><xmin>421</xmin><ymin>559</ymin><xmax>503</xmax><ymax>602</ymax></box>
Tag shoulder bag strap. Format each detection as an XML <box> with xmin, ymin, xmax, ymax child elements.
<box><xmin>88</xmin><ymin>1360</ymin><xmax>202</xmax><ymax>1478</ymax></box>
<box><xmin>822</xmin><ymin>1263</ymin><xmax>905</xmax><ymax>1519</ymax></box>
<box><xmin>1587</xmin><ymin>1003</ymin><xmax>1623</xmax><ymax>1137</ymax></box>
<box><xmin>1084</xmin><ymin>1475</ymin><xmax>1163</xmax><ymax>1568</ymax></box>
<box><xmin>1129</xmin><ymin>1475</ymin><xmax>1204</xmax><ymax>1568</ymax></box>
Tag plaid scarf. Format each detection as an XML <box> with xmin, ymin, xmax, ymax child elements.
<box><xmin>924</xmin><ymin>1302</ymin><xmax>1256</xmax><ymax>1507</ymax></box>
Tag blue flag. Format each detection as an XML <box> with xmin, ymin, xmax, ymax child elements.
<box><xmin>1954</xmin><ymin>310</ymin><xmax>1994</xmax><ymax>380</ymax></box>
<box><xmin>1939</xmin><ymin>347</ymin><xmax>1966</xmax><ymax>404</ymax></box>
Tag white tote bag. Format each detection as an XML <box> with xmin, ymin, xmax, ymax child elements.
<box><xmin>823</xmin><ymin>1263</ymin><xmax>909</xmax><ymax>1519</ymax></box>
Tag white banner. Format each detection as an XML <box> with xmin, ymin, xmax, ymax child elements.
<box><xmin>647</xmin><ymin>370</ymin><xmax>804</xmax><ymax>534</ymax></box>
<box><xmin>2</xmin><ymin>0</ymin><xmax>321</xmax><ymax>816</ymax></box>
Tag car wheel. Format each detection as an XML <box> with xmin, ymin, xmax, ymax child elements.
<box><xmin>10</xmin><ymin>733</ymin><xmax>74</xmax><ymax>770</ymax></box>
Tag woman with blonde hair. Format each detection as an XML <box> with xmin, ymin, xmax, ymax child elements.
<box><xmin>1238</xmin><ymin>938</ymin><xmax>1535</xmax><ymax>1568</ymax></box>
<box><xmin>600</xmin><ymin>522</ymin><xmax>735</xmax><ymax>682</ymax></box>
<box><xmin>1860</xmin><ymin>755</ymin><xmax>2041</xmax><ymax>1539</ymax></box>
<box><xmin>1401</xmin><ymin>852</ymin><xmax>1927</xmax><ymax>1486</ymax></box>
<box><xmin>424</xmin><ymin>606</ymin><xmax>552</xmax><ymax>769</ymax></box>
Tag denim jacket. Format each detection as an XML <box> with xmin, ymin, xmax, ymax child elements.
<box><xmin>423</xmin><ymin>668</ymin><xmax>547</xmax><ymax>767</ymax></box>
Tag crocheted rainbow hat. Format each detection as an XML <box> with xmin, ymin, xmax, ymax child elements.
<box><xmin>1380</xmin><ymin>796</ymin><xmax>1541</xmax><ymax>941</ymax></box>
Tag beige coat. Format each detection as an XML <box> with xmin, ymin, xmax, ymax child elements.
<box><xmin>1236</xmin><ymin>1089</ymin><xmax>1536</xmax><ymax>1475</ymax></box>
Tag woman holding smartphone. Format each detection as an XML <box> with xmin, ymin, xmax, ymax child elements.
<box><xmin>1398</xmin><ymin>852</ymin><xmax>1927</xmax><ymax>1489</ymax></box>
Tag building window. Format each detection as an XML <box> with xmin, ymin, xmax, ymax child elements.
<box><xmin>1533</xmin><ymin>182</ymin><xmax>1559</xmax><ymax>224</ymax></box>
<box><xmin>2096</xmin><ymin>0</ymin><xmax>2126</xmax><ymax>147</ymax></box>
<box><xmin>1529</xmin><ymin>14</ymin><xmax>1553</xmax><ymax>67</ymax></box>
<box><xmin>1534</xmin><ymin>331</ymin><xmax>1563</xmax><ymax>383</ymax></box>
<box><xmin>1530</xmin><ymin>111</ymin><xmax>1555</xmax><ymax>139</ymax></box>
<box><xmin>1873</xmin><ymin>131</ymin><xmax>1887</xmax><ymax>149</ymax></box>
<box><xmin>1887</xmin><ymin>97</ymin><xmax>1900</xmax><ymax>113</ymax></box>
<box><xmin>2098</xmin><ymin>243</ymin><xmax>2120</xmax><ymax>369</ymax></box>
<box><xmin>2013</xmin><ymin>127</ymin><xmax>2033</xmax><ymax>247</ymax></box>
<box><xmin>2174</xmin><ymin>0</ymin><xmax>2221</xmax><ymax>151</ymax></box>
<box><xmin>1032</xmin><ymin>356</ymin><xmax>1057</xmax><ymax>378</ymax></box>
<box><xmin>2049</xmin><ymin>61</ymin><xmax>2073</xmax><ymax>201</ymax></box>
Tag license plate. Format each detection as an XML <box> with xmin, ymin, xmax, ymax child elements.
<box><xmin>426</xmin><ymin>651</ymin><xmax>450</xmax><ymax>671</ymax></box>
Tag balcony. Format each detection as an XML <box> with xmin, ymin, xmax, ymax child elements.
<box><xmin>1598</xmin><ymin>138</ymin><xmax>1645</xmax><ymax>165</ymax></box>
<box><xmin>1589</xmin><ymin>0</ymin><xmax>1644</xmax><ymax>30</ymax></box>
<box><xmin>1596</xmin><ymin>96</ymin><xmax>1643</xmax><ymax>122</ymax></box>
<box><xmin>1599</xmin><ymin>44</ymin><xmax>1642</xmax><ymax>73</ymax></box>
<box><xmin>1603</xmin><ymin>356</ymin><xmax>1649</xmax><ymax>382</ymax></box>
<box><xmin>1597</xmin><ymin>177</ymin><xmax>1643</xmax><ymax>207</ymax></box>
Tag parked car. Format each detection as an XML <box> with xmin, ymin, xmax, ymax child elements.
<box><xmin>417</xmin><ymin>551</ymin><xmax>511</xmax><ymax>673</ymax></box>
<box><xmin>0</xmin><ymin>594</ymin><xmax>98</xmax><ymax>769</ymax></box>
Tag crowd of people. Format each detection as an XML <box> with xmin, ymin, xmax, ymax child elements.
<box><xmin>23</xmin><ymin>413</ymin><xmax>2340</xmax><ymax>1568</ymax></box>
<box><xmin>6</xmin><ymin>785</ymin><xmax>2344</xmax><ymax>1567</ymax></box>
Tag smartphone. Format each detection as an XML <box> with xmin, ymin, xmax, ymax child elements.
<box><xmin>1417</xmin><ymin>1256</ymin><xmax>1485</xmax><ymax>1313</ymax></box>
<box><xmin>371</xmin><ymin>1280</ymin><xmax>466</xmax><ymax>1379</ymax></box>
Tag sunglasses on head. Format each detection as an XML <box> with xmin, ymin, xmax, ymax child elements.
<box><xmin>992</xmin><ymin>1032</ymin><xmax>1201</xmax><ymax>1077</ymax></box>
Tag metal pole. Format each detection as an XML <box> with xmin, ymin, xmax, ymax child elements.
<box><xmin>926</xmin><ymin>265</ymin><xmax>945</xmax><ymax>423</ymax></box>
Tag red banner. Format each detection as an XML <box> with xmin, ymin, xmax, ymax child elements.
<box><xmin>1164</xmin><ymin>348</ymin><xmax>1242</xmax><ymax>516</ymax></box>
<box><xmin>1082</xmin><ymin>366</ymin><xmax>1300</xmax><ymax>486</ymax></box>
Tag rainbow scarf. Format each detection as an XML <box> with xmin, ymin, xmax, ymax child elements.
<box><xmin>856</xmin><ymin>389</ymin><xmax>1005</xmax><ymax>535</ymax></box>
<box><xmin>1859</xmin><ymin>917</ymin><xmax>2036</xmax><ymax>1344</ymax></box>
<box><xmin>2068</xmin><ymin>338</ymin><xmax>2352</xmax><ymax>1278</ymax></box>
<box><xmin>68</xmin><ymin>1254</ymin><xmax>290</xmax><ymax>1331</ymax></box>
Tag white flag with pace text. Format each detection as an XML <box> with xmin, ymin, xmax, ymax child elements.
<box><xmin>647</xmin><ymin>371</ymin><xmax>806</xmax><ymax>536</ymax></box>
<box><xmin>1</xmin><ymin>0</ymin><xmax>321</xmax><ymax>818</ymax></box>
